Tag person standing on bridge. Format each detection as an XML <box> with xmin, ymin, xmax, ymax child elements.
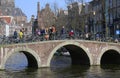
<box><xmin>69</xmin><ymin>30</ymin><xmax>74</xmax><ymax>39</ymax></box>
<box><xmin>60</xmin><ymin>26</ymin><xmax>66</xmax><ymax>40</ymax></box>
<box><xmin>52</xmin><ymin>25</ymin><xmax>56</xmax><ymax>40</ymax></box>
<box><xmin>13</xmin><ymin>29</ymin><xmax>18</xmax><ymax>39</ymax></box>
<box><xmin>49</xmin><ymin>26</ymin><xmax>52</xmax><ymax>40</ymax></box>
<box><xmin>44</xmin><ymin>27</ymin><xmax>49</xmax><ymax>40</ymax></box>
<box><xmin>19</xmin><ymin>29</ymin><xmax>23</xmax><ymax>42</ymax></box>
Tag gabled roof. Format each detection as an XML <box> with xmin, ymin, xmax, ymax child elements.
<box><xmin>0</xmin><ymin>16</ymin><xmax>13</xmax><ymax>24</ymax></box>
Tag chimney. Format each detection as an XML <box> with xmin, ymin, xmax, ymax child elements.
<box><xmin>37</xmin><ymin>2</ymin><xmax>40</xmax><ymax>13</ymax></box>
<box><xmin>37</xmin><ymin>2</ymin><xmax>40</xmax><ymax>19</ymax></box>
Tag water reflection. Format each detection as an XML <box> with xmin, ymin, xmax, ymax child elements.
<box><xmin>5</xmin><ymin>52</ymin><xmax>28</xmax><ymax>71</ymax></box>
<box><xmin>2</xmin><ymin>53</ymin><xmax>120</xmax><ymax>78</ymax></box>
<box><xmin>1</xmin><ymin>65</ymin><xmax>120</xmax><ymax>78</ymax></box>
<box><xmin>50</xmin><ymin>56</ymin><xmax>71</xmax><ymax>68</ymax></box>
<box><xmin>101</xmin><ymin>65</ymin><xmax>120</xmax><ymax>70</ymax></box>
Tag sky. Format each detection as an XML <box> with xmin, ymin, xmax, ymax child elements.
<box><xmin>15</xmin><ymin>0</ymin><xmax>91</xmax><ymax>21</ymax></box>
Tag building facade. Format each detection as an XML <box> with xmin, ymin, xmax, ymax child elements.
<box><xmin>67</xmin><ymin>2</ymin><xmax>83</xmax><ymax>32</ymax></box>
<box><xmin>56</xmin><ymin>9</ymin><xmax>68</xmax><ymax>30</ymax></box>
<box><xmin>0</xmin><ymin>0</ymin><xmax>32</xmax><ymax>37</ymax></box>
<box><xmin>37</xmin><ymin>2</ymin><xmax>56</xmax><ymax>29</ymax></box>
<box><xmin>106</xmin><ymin>0</ymin><xmax>120</xmax><ymax>38</ymax></box>
<box><xmin>0</xmin><ymin>16</ymin><xmax>15</xmax><ymax>36</ymax></box>
<box><xmin>88</xmin><ymin>0</ymin><xmax>120</xmax><ymax>38</ymax></box>
<box><xmin>67</xmin><ymin>0</ymin><xmax>120</xmax><ymax>39</ymax></box>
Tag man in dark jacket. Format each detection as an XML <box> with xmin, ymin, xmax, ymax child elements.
<box><xmin>13</xmin><ymin>30</ymin><xmax>18</xmax><ymax>39</ymax></box>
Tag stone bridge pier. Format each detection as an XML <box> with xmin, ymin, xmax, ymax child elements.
<box><xmin>0</xmin><ymin>40</ymin><xmax>120</xmax><ymax>69</ymax></box>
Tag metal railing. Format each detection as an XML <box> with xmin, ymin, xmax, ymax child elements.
<box><xmin>0</xmin><ymin>33</ymin><xmax>119</xmax><ymax>45</ymax></box>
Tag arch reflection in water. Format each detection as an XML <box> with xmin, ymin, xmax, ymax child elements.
<box><xmin>100</xmin><ymin>49</ymin><xmax>120</xmax><ymax>69</ymax></box>
<box><xmin>5</xmin><ymin>52</ymin><xmax>28</xmax><ymax>70</ymax></box>
<box><xmin>101</xmin><ymin>49</ymin><xmax>120</xmax><ymax>65</ymax></box>
<box><xmin>50</xmin><ymin>44</ymin><xmax>90</xmax><ymax>68</ymax></box>
<box><xmin>5</xmin><ymin>50</ymin><xmax>39</xmax><ymax>71</ymax></box>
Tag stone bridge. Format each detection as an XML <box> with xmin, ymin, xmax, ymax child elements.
<box><xmin>0</xmin><ymin>40</ymin><xmax>120</xmax><ymax>69</ymax></box>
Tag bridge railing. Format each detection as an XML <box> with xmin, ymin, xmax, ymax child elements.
<box><xmin>0</xmin><ymin>33</ymin><xmax>119</xmax><ymax>45</ymax></box>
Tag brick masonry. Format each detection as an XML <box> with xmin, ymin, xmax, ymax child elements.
<box><xmin>0</xmin><ymin>40</ymin><xmax>120</xmax><ymax>69</ymax></box>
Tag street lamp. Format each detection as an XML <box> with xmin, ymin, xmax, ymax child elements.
<box><xmin>93</xmin><ymin>11</ymin><xmax>96</xmax><ymax>16</ymax></box>
<box><xmin>93</xmin><ymin>11</ymin><xmax>96</xmax><ymax>40</ymax></box>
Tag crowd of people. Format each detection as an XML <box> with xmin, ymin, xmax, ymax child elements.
<box><xmin>11</xmin><ymin>25</ymin><xmax>79</xmax><ymax>43</ymax></box>
<box><xmin>34</xmin><ymin>25</ymin><xmax>57</xmax><ymax>40</ymax></box>
<box><xmin>0</xmin><ymin>25</ymin><xmax>119</xmax><ymax>44</ymax></box>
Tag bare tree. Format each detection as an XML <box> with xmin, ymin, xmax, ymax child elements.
<box><xmin>53</xmin><ymin>1</ymin><xmax>59</xmax><ymax>16</ymax></box>
<box><xmin>65</xmin><ymin>0</ymin><xmax>74</xmax><ymax>5</ymax></box>
<box><xmin>65</xmin><ymin>0</ymin><xmax>85</xmax><ymax>32</ymax></box>
<box><xmin>98</xmin><ymin>0</ymin><xmax>109</xmax><ymax>38</ymax></box>
<box><xmin>65</xmin><ymin>0</ymin><xmax>84</xmax><ymax>5</ymax></box>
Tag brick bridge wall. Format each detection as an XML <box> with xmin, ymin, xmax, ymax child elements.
<box><xmin>0</xmin><ymin>40</ymin><xmax>120</xmax><ymax>69</ymax></box>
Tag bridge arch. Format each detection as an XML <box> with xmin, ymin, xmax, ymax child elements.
<box><xmin>1</xmin><ymin>47</ymin><xmax>41</xmax><ymax>69</ymax></box>
<box><xmin>97</xmin><ymin>46</ymin><xmax>120</xmax><ymax>65</ymax></box>
<box><xmin>47</xmin><ymin>41</ymin><xmax>93</xmax><ymax>66</ymax></box>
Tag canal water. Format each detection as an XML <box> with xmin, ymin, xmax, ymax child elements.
<box><xmin>1</xmin><ymin>52</ymin><xmax>120</xmax><ymax>78</ymax></box>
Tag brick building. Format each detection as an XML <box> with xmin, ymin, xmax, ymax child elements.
<box><xmin>37</xmin><ymin>2</ymin><xmax>56</xmax><ymax>29</ymax></box>
<box><xmin>67</xmin><ymin>0</ymin><xmax>120</xmax><ymax>39</ymax></box>
<box><xmin>67</xmin><ymin>2</ymin><xmax>83</xmax><ymax>31</ymax></box>
<box><xmin>105</xmin><ymin>0</ymin><xmax>120</xmax><ymax>38</ymax></box>
<box><xmin>0</xmin><ymin>16</ymin><xmax>15</xmax><ymax>36</ymax></box>
<box><xmin>0</xmin><ymin>0</ymin><xmax>32</xmax><ymax>36</ymax></box>
<box><xmin>56</xmin><ymin>9</ymin><xmax>68</xmax><ymax>30</ymax></box>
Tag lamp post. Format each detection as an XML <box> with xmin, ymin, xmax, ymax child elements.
<box><xmin>93</xmin><ymin>11</ymin><xmax>96</xmax><ymax>40</ymax></box>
